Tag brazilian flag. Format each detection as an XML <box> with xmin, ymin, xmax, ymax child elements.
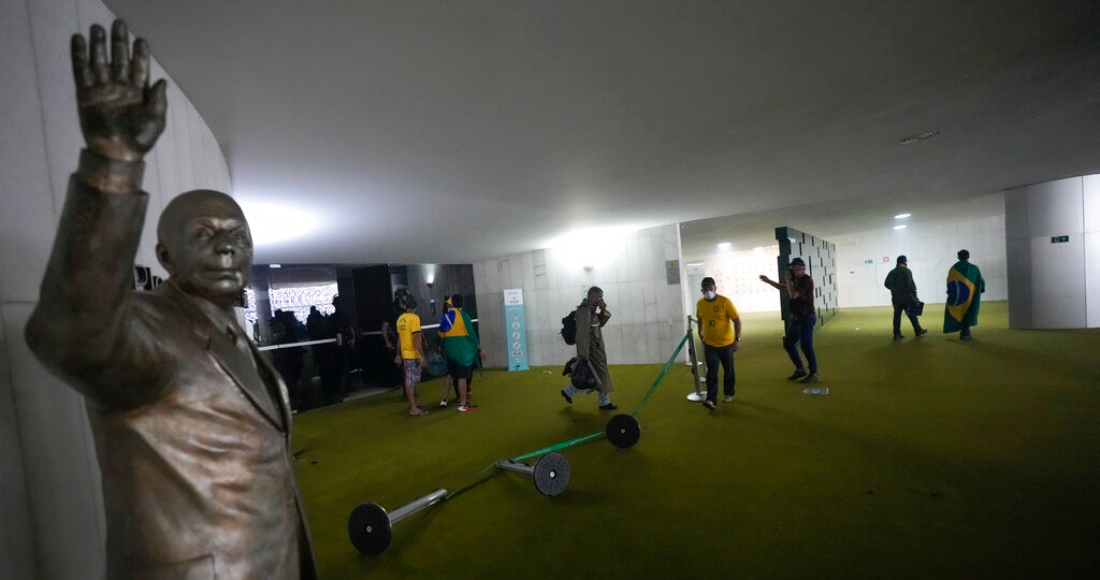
<box><xmin>943</xmin><ymin>261</ymin><xmax>985</xmax><ymax>332</ymax></box>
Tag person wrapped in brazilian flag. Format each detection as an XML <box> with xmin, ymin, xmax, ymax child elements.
<box><xmin>943</xmin><ymin>249</ymin><xmax>985</xmax><ymax>340</ymax></box>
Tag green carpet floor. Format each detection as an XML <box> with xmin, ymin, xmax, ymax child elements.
<box><xmin>292</xmin><ymin>302</ymin><xmax>1100</xmax><ymax>579</ymax></box>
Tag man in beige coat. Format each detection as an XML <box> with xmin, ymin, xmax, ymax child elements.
<box><xmin>560</xmin><ymin>286</ymin><xmax>617</xmax><ymax>410</ymax></box>
<box><xmin>24</xmin><ymin>21</ymin><xmax>316</xmax><ymax>579</ymax></box>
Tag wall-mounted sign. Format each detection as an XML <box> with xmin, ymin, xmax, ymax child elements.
<box><xmin>1051</xmin><ymin>235</ymin><xmax>1069</xmax><ymax>243</ymax></box>
<box><xmin>666</xmin><ymin>260</ymin><xmax>680</xmax><ymax>285</ymax></box>
<box><xmin>883</xmin><ymin>257</ymin><xmax>891</xmax><ymax>263</ymax></box>
<box><xmin>502</xmin><ymin>289</ymin><xmax>529</xmax><ymax>371</ymax></box>
<box><xmin>864</xmin><ymin>259</ymin><xmax>874</xmax><ymax>264</ymax></box>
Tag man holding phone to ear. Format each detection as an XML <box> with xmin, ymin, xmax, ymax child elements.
<box><xmin>760</xmin><ymin>257</ymin><xmax>820</xmax><ymax>384</ymax></box>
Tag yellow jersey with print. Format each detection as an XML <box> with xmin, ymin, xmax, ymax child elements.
<box><xmin>396</xmin><ymin>312</ymin><xmax>422</xmax><ymax>359</ymax></box>
<box><xmin>696</xmin><ymin>295</ymin><xmax>740</xmax><ymax>347</ymax></box>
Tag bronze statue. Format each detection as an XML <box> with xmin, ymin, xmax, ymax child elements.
<box><xmin>24</xmin><ymin>21</ymin><xmax>317</xmax><ymax>579</ymax></box>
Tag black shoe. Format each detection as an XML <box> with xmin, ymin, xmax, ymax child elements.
<box><xmin>893</xmin><ymin>334</ymin><xmax>905</xmax><ymax>340</ymax></box>
<box><xmin>703</xmin><ymin>400</ymin><xmax>717</xmax><ymax>410</ymax></box>
<box><xmin>916</xmin><ymin>328</ymin><xmax>928</xmax><ymax>336</ymax></box>
<box><xmin>599</xmin><ymin>403</ymin><xmax>618</xmax><ymax>411</ymax></box>
<box><xmin>787</xmin><ymin>369</ymin><xmax>808</xmax><ymax>381</ymax></box>
<box><xmin>560</xmin><ymin>390</ymin><xmax>573</xmax><ymax>404</ymax></box>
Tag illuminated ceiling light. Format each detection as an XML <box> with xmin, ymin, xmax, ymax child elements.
<box><xmin>546</xmin><ymin>226</ymin><xmax>633</xmax><ymax>269</ymax></box>
<box><xmin>894</xmin><ymin>213</ymin><xmax>911</xmax><ymax>219</ymax></box>
<box><xmin>238</xmin><ymin>202</ymin><xmax>320</xmax><ymax>246</ymax></box>
<box><xmin>898</xmin><ymin>131</ymin><xmax>941</xmax><ymax>145</ymax></box>
<box><xmin>717</xmin><ymin>242</ymin><xmax>732</xmax><ymax>251</ymax></box>
<box><xmin>894</xmin><ymin>225</ymin><xmax>907</xmax><ymax>230</ymax></box>
<box><xmin>269</xmin><ymin>264</ymin><xmax>282</xmax><ymax>268</ymax></box>
<box><xmin>752</xmin><ymin>246</ymin><xmax>765</xmax><ymax>251</ymax></box>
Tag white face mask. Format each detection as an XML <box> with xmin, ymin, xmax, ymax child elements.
<box><xmin>703</xmin><ymin>290</ymin><xmax>717</xmax><ymax>301</ymax></box>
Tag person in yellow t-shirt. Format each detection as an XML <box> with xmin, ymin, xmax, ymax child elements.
<box><xmin>695</xmin><ymin>277</ymin><xmax>742</xmax><ymax>410</ymax></box>
<box><xmin>395</xmin><ymin>295</ymin><xmax>429</xmax><ymax>416</ymax></box>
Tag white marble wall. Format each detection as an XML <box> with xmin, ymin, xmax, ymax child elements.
<box><xmin>834</xmin><ymin>213</ymin><xmax>1008</xmax><ymax>309</ymax></box>
<box><xmin>689</xmin><ymin>246</ymin><xmax>782</xmax><ymax>313</ymax></box>
<box><xmin>474</xmin><ymin>224</ymin><xmax>689</xmax><ymax>369</ymax></box>
<box><xmin>1005</xmin><ymin>175</ymin><xmax>1100</xmax><ymax>329</ymax></box>
<box><xmin>0</xmin><ymin>1</ymin><xmax>231</xmax><ymax>577</ymax></box>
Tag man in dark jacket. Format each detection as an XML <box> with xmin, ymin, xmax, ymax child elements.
<box><xmin>884</xmin><ymin>255</ymin><xmax>927</xmax><ymax>339</ymax></box>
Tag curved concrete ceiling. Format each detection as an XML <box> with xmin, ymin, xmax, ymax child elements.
<box><xmin>101</xmin><ymin>0</ymin><xmax>1100</xmax><ymax>265</ymax></box>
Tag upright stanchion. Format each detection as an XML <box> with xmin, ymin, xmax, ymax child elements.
<box><xmin>685</xmin><ymin>316</ymin><xmax>705</xmax><ymax>402</ymax></box>
<box><xmin>348</xmin><ymin>488</ymin><xmax>448</xmax><ymax>555</ymax></box>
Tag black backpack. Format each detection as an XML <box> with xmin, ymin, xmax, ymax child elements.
<box><xmin>560</xmin><ymin>310</ymin><xmax>578</xmax><ymax>345</ymax></box>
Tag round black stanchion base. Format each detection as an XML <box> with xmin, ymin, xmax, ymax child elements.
<box><xmin>348</xmin><ymin>502</ymin><xmax>393</xmax><ymax>555</ymax></box>
<box><xmin>532</xmin><ymin>452</ymin><xmax>571</xmax><ymax>496</ymax></box>
<box><xmin>606</xmin><ymin>413</ymin><xmax>641</xmax><ymax>449</ymax></box>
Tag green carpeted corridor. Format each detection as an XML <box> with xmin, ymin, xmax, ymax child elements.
<box><xmin>292</xmin><ymin>302</ymin><xmax>1100</xmax><ymax>579</ymax></box>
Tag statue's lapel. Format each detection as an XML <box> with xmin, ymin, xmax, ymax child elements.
<box><xmin>207</xmin><ymin>330</ymin><xmax>286</xmax><ymax>430</ymax></box>
<box><xmin>160</xmin><ymin>282</ymin><xmax>286</xmax><ymax>430</ymax></box>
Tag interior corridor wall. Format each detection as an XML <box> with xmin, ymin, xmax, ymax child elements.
<box><xmin>688</xmin><ymin>245</ymin><xmax>782</xmax><ymax>314</ymax></box>
<box><xmin>1005</xmin><ymin>175</ymin><xmax>1100</xmax><ymax>329</ymax></box>
<box><xmin>473</xmin><ymin>224</ymin><xmax>688</xmax><ymax>370</ymax></box>
<box><xmin>0</xmin><ymin>1</ymin><xmax>232</xmax><ymax>577</ymax></box>
<box><xmin>833</xmin><ymin>212</ymin><xmax>1008</xmax><ymax>311</ymax></box>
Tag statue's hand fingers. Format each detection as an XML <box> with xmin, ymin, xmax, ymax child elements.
<box><xmin>89</xmin><ymin>24</ymin><xmax>108</xmax><ymax>84</ymax></box>
<box><xmin>131</xmin><ymin>38</ymin><xmax>150</xmax><ymax>89</ymax></box>
<box><xmin>110</xmin><ymin>20</ymin><xmax>130</xmax><ymax>83</ymax></box>
<box><xmin>71</xmin><ymin>34</ymin><xmax>91</xmax><ymax>89</ymax></box>
<box><xmin>145</xmin><ymin>79</ymin><xmax>168</xmax><ymax>123</ymax></box>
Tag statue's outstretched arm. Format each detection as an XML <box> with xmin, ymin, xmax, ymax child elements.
<box><xmin>26</xmin><ymin>21</ymin><xmax>168</xmax><ymax>407</ymax></box>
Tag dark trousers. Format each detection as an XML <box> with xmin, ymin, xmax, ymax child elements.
<box><xmin>783</xmin><ymin>315</ymin><xmax>817</xmax><ymax>373</ymax></box>
<box><xmin>703</xmin><ymin>342</ymin><xmax>735</xmax><ymax>402</ymax></box>
<box><xmin>892</xmin><ymin>303</ymin><xmax>923</xmax><ymax>336</ymax></box>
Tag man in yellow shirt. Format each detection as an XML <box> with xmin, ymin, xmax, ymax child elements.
<box><xmin>695</xmin><ymin>277</ymin><xmax>742</xmax><ymax>409</ymax></box>
<box><xmin>395</xmin><ymin>295</ymin><xmax>429</xmax><ymax>416</ymax></box>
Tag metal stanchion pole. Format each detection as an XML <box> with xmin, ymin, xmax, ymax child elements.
<box><xmin>685</xmin><ymin>316</ymin><xmax>705</xmax><ymax>402</ymax></box>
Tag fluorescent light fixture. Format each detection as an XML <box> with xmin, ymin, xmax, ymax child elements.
<box><xmin>752</xmin><ymin>246</ymin><xmax>765</xmax><ymax>251</ymax></box>
<box><xmin>269</xmin><ymin>264</ymin><xmax>282</xmax><ymax>269</ymax></box>
<box><xmin>546</xmin><ymin>226</ymin><xmax>634</xmax><ymax>269</ymax></box>
<box><xmin>894</xmin><ymin>213</ymin><xmax>911</xmax><ymax>219</ymax></box>
<box><xmin>894</xmin><ymin>225</ymin><xmax>907</xmax><ymax>230</ymax></box>
<box><xmin>238</xmin><ymin>202</ymin><xmax>320</xmax><ymax>246</ymax></box>
<box><xmin>717</xmin><ymin>242</ymin><xmax>732</xmax><ymax>251</ymax></box>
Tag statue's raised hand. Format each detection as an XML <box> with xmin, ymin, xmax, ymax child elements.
<box><xmin>72</xmin><ymin>20</ymin><xmax>167</xmax><ymax>162</ymax></box>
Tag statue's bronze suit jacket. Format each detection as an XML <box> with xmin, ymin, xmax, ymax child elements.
<box><xmin>26</xmin><ymin>176</ymin><xmax>317</xmax><ymax>579</ymax></box>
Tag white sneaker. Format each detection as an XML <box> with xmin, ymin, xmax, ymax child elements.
<box><xmin>439</xmin><ymin>400</ymin><xmax>448</xmax><ymax>407</ymax></box>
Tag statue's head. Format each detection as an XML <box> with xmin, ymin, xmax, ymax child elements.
<box><xmin>156</xmin><ymin>190</ymin><xmax>252</xmax><ymax>307</ymax></box>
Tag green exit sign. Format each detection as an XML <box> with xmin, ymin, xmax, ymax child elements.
<box><xmin>864</xmin><ymin>259</ymin><xmax>874</xmax><ymax>264</ymax></box>
<box><xmin>1051</xmin><ymin>235</ymin><xmax>1069</xmax><ymax>243</ymax></box>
